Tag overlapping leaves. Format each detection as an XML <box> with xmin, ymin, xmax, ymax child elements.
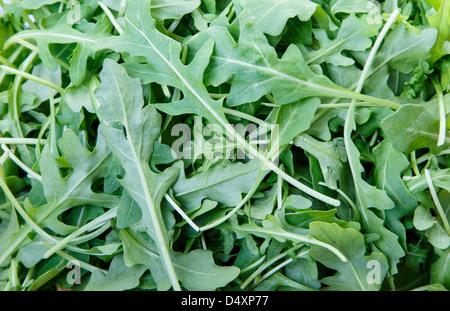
<box><xmin>0</xmin><ymin>0</ymin><xmax>448</xmax><ymax>292</ymax></box>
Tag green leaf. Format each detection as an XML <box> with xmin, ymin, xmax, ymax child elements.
<box><xmin>0</xmin><ymin>209</ymin><xmax>23</xmax><ymax>267</ymax></box>
<box><xmin>244</xmin><ymin>183</ymin><xmax>277</xmax><ymax>220</ymax></box>
<box><xmin>95</xmin><ymin>1</ymin><xmax>226</xmax><ymax>126</ymax></box>
<box><xmin>283</xmin><ymin>194</ymin><xmax>312</xmax><ymax>210</ymax></box>
<box><xmin>84</xmin><ymin>255</ymin><xmax>147</xmax><ymax>291</ymax></box>
<box><xmin>302</xmin><ymin>14</ymin><xmax>381</xmax><ymax>66</ymax></box>
<box><xmin>330</xmin><ymin>0</ymin><xmax>374</xmax><ymax>16</ymax></box>
<box><xmin>270</xmin><ymin>98</ymin><xmax>320</xmax><ymax>149</ymax></box>
<box><xmin>426</xmin><ymin>0</ymin><xmax>450</xmax><ymax>63</ymax></box>
<box><xmin>150</xmin><ymin>0</ymin><xmax>201</xmax><ymax>20</ymax></box>
<box><xmin>36</xmin><ymin>129</ymin><xmax>118</xmax><ymax>235</ymax></box>
<box><xmin>21</xmin><ymin>0</ymin><xmax>61</xmax><ymax>9</ymax></box>
<box><xmin>116</xmin><ymin>191</ymin><xmax>142</xmax><ymax>229</ymax></box>
<box><xmin>22</xmin><ymin>63</ymin><xmax>62</xmax><ymax>104</ymax></box>
<box><xmin>425</xmin><ymin>223</ymin><xmax>450</xmax><ymax>249</ymax></box>
<box><xmin>431</xmin><ymin>248</ymin><xmax>450</xmax><ymax>289</ymax></box>
<box><xmin>381</xmin><ymin>104</ymin><xmax>450</xmax><ymax>154</ymax></box>
<box><xmin>286</xmin><ymin>209</ymin><xmax>338</xmax><ymax>229</ymax></box>
<box><xmin>238</xmin><ymin>0</ymin><xmax>318</xmax><ymax>36</ymax></box>
<box><xmin>309</xmin><ymin>221</ymin><xmax>389</xmax><ymax>291</ymax></box>
<box><xmin>285</xmin><ymin>254</ymin><xmax>322</xmax><ymax>289</ymax></box>
<box><xmin>8</xmin><ymin>13</ymin><xmax>113</xmax><ymax>86</ymax></box>
<box><xmin>294</xmin><ymin>134</ymin><xmax>347</xmax><ymax>189</ymax></box>
<box><xmin>343</xmin><ymin>92</ymin><xmax>403</xmax><ymax>274</ymax></box>
<box><xmin>372</xmin><ymin>139</ymin><xmax>418</xmax><ymax>247</ymax></box>
<box><xmin>406</xmin><ymin>168</ymin><xmax>450</xmax><ymax>194</ymax></box>
<box><xmin>119</xmin><ymin>228</ymin><xmax>240</xmax><ymax>291</ymax></box>
<box><xmin>172</xmin><ymin>159</ymin><xmax>262</xmax><ymax>212</ymax></box>
<box><xmin>185</xmin><ymin>23</ymin><xmax>388</xmax><ymax>107</ymax></box>
<box><xmin>356</xmin><ymin>24</ymin><xmax>438</xmax><ymax>75</ymax></box>
<box><xmin>413</xmin><ymin>205</ymin><xmax>435</xmax><ymax>231</ymax></box>
<box><xmin>95</xmin><ymin>59</ymin><xmax>180</xmax><ymax>290</ymax></box>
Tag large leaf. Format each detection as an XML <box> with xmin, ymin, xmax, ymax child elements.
<box><xmin>94</xmin><ymin>1</ymin><xmax>227</xmax><ymax>126</ymax></box>
<box><xmin>343</xmin><ymin>82</ymin><xmax>403</xmax><ymax>274</ymax></box>
<box><xmin>35</xmin><ymin>129</ymin><xmax>118</xmax><ymax>235</ymax></box>
<box><xmin>0</xmin><ymin>129</ymin><xmax>118</xmax><ymax>266</ymax></box>
<box><xmin>354</xmin><ymin>25</ymin><xmax>438</xmax><ymax>76</ymax></box>
<box><xmin>95</xmin><ymin>59</ymin><xmax>180</xmax><ymax>290</ymax></box>
<box><xmin>7</xmin><ymin>12</ymin><xmax>113</xmax><ymax>86</ymax></box>
<box><xmin>185</xmin><ymin>23</ymin><xmax>391</xmax><ymax>107</ymax></box>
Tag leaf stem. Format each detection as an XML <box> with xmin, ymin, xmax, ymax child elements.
<box><xmin>410</xmin><ymin>151</ymin><xmax>421</xmax><ymax>176</ymax></box>
<box><xmin>430</xmin><ymin>76</ymin><xmax>447</xmax><ymax>147</ymax></box>
<box><xmin>1</xmin><ymin>144</ymin><xmax>42</xmax><ymax>181</ymax></box>
<box><xmin>240</xmin><ymin>244</ymin><xmax>305</xmax><ymax>289</ymax></box>
<box><xmin>0</xmin><ymin>64</ymin><xmax>65</xmax><ymax>94</ymax></box>
<box><xmin>164</xmin><ymin>194</ymin><xmax>200</xmax><ymax>232</ymax></box>
<box><xmin>42</xmin><ymin>241</ymin><xmax>108</xmax><ymax>274</ymax></box>
<box><xmin>43</xmin><ymin>207</ymin><xmax>118</xmax><ymax>259</ymax></box>
<box><xmin>98</xmin><ymin>1</ymin><xmax>124</xmax><ymax>35</ymax></box>
<box><xmin>223</xmin><ymin>107</ymin><xmax>269</xmax><ymax>126</ymax></box>
<box><xmin>424</xmin><ymin>169</ymin><xmax>450</xmax><ymax>236</ymax></box>
<box><xmin>258</xmin><ymin>249</ymin><xmax>312</xmax><ymax>286</ymax></box>
<box><xmin>8</xmin><ymin>259</ymin><xmax>20</xmax><ymax>291</ymax></box>
<box><xmin>0</xmin><ymin>138</ymin><xmax>46</xmax><ymax>145</ymax></box>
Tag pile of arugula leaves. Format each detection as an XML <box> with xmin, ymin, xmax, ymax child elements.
<box><xmin>0</xmin><ymin>0</ymin><xmax>448</xmax><ymax>291</ymax></box>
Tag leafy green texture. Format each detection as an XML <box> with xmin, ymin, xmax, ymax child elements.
<box><xmin>0</xmin><ymin>0</ymin><xmax>448</xmax><ymax>293</ymax></box>
<box><xmin>172</xmin><ymin>159</ymin><xmax>261</xmax><ymax>211</ymax></box>
<box><xmin>238</xmin><ymin>0</ymin><xmax>317</xmax><ymax>36</ymax></box>
<box><xmin>381</xmin><ymin>103</ymin><xmax>450</xmax><ymax>154</ymax></box>
<box><xmin>120</xmin><ymin>228</ymin><xmax>240</xmax><ymax>291</ymax></box>
<box><xmin>95</xmin><ymin>59</ymin><xmax>181</xmax><ymax>290</ymax></box>
<box><xmin>309</xmin><ymin>222</ymin><xmax>389</xmax><ymax>291</ymax></box>
<box><xmin>302</xmin><ymin>14</ymin><xmax>381</xmax><ymax>66</ymax></box>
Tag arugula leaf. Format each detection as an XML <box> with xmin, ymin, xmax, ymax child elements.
<box><xmin>238</xmin><ymin>0</ymin><xmax>317</xmax><ymax>36</ymax></box>
<box><xmin>381</xmin><ymin>103</ymin><xmax>450</xmax><ymax>154</ymax></box>
<box><xmin>172</xmin><ymin>159</ymin><xmax>262</xmax><ymax>212</ymax></box>
<box><xmin>309</xmin><ymin>221</ymin><xmax>389</xmax><ymax>291</ymax></box>
<box><xmin>372</xmin><ymin>139</ymin><xmax>418</xmax><ymax>247</ymax></box>
<box><xmin>1</xmin><ymin>0</ymin><xmax>449</xmax><ymax>293</ymax></box>
<box><xmin>302</xmin><ymin>14</ymin><xmax>381</xmax><ymax>67</ymax></box>
<box><xmin>119</xmin><ymin>228</ymin><xmax>240</xmax><ymax>291</ymax></box>
<box><xmin>426</xmin><ymin>0</ymin><xmax>450</xmax><ymax>63</ymax></box>
<box><xmin>294</xmin><ymin>134</ymin><xmax>347</xmax><ymax>189</ymax></box>
<box><xmin>95</xmin><ymin>59</ymin><xmax>181</xmax><ymax>290</ymax></box>
<box><xmin>186</xmin><ymin>23</ymin><xmax>398</xmax><ymax>108</ymax></box>
<box><xmin>84</xmin><ymin>254</ymin><xmax>147</xmax><ymax>291</ymax></box>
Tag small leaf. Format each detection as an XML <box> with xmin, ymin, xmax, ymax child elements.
<box><xmin>413</xmin><ymin>205</ymin><xmax>435</xmax><ymax>231</ymax></box>
<box><xmin>84</xmin><ymin>255</ymin><xmax>147</xmax><ymax>291</ymax></box>
<box><xmin>120</xmin><ymin>229</ymin><xmax>240</xmax><ymax>291</ymax></box>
